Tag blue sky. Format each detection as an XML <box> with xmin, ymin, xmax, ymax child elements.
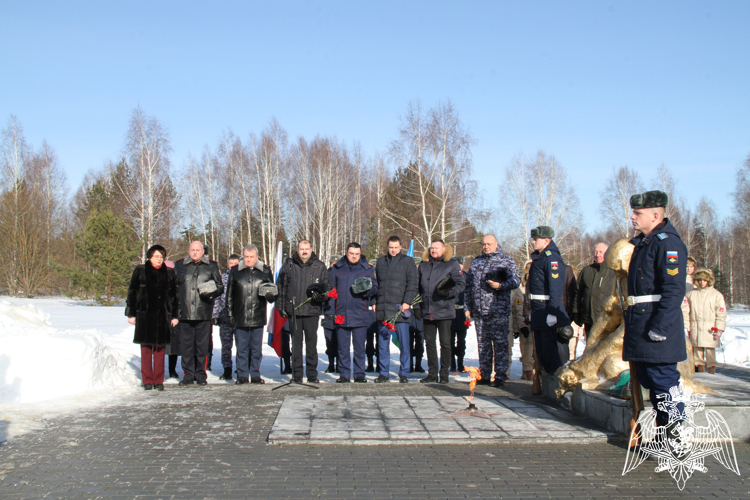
<box><xmin>2</xmin><ymin>1</ymin><xmax>748</xmax><ymax>231</ymax></box>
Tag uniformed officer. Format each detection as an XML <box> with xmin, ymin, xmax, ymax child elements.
<box><xmin>527</xmin><ymin>226</ymin><xmax>570</xmax><ymax>375</ymax></box>
<box><xmin>624</xmin><ymin>190</ymin><xmax>687</xmax><ymax>427</ymax></box>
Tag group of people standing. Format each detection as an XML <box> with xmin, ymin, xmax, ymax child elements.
<box><xmin>126</xmin><ymin>189</ymin><xmax>726</xmax><ymax>406</ymax></box>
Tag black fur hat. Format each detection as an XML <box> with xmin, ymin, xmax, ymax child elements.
<box><xmin>146</xmin><ymin>244</ymin><xmax>167</xmax><ymax>261</ymax></box>
<box><xmin>630</xmin><ymin>190</ymin><xmax>669</xmax><ymax>209</ymax></box>
<box><xmin>530</xmin><ymin>226</ymin><xmax>554</xmax><ymax>239</ymax></box>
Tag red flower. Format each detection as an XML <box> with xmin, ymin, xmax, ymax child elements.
<box><xmin>464</xmin><ymin>320</ymin><xmax>472</xmax><ymax>327</ymax></box>
<box><xmin>388</xmin><ymin>324</ymin><xmax>397</xmax><ymax>331</ymax></box>
<box><xmin>382</xmin><ymin>321</ymin><xmax>389</xmax><ymax>326</ymax></box>
<box><xmin>328</xmin><ymin>288</ymin><xmax>339</xmax><ymax>299</ymax></box>
<box><xmin>335</xmin><ymin>315</ymin><xmax>345</xmax><ymax>325</ymax></box>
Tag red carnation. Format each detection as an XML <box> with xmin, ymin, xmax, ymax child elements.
<box><xmin>328</xmin><ymin>288</ymin><xmax>339</xmax><ymax>299</ymax></box>
<box><xmin>335</xmin><ymin>315</ymin><xmax>345</xmax><ymax>325</ymax></box>
<box><xmin>464</xmin><ymin>320</ymin><xmax>472</xmax><ymax>327</ymax></box>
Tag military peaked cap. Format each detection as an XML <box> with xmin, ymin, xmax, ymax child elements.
<box><xmin>351</xmin><ymin>277</ymin><xmax>373</xmax><ymax>294</ymax></box>
<box><xmin>630</xmin><ymin>190</ymin><xmax>669</xmax><ymax>209</ymax></box>
<box><xmin>530</xmin><ymin>226</ymin><xmax>554</xmax><ymax>239</ymax></box>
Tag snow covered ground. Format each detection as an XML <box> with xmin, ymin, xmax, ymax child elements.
<box><xmin>2</xmin><ymin>297</ymin><xmax>750</xmax><ymax>442</ymax></box>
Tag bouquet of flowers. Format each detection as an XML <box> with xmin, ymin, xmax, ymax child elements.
<box><xmin>382</xmin><ymin>295</ymin><xmax>423</xmax><ymax>331</ymax></box>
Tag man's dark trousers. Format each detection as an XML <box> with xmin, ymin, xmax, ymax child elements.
<box><xmin>337</xmin><ymin>326</ymin><xmax>367</xmax><ymax>380</ymax></box>
<box><xmin>534</xmin><ymin>328</ymin><xmax>562</xmax><ymax>374</ymax></box>
<box><xmin>635</xmin><ymin>362</ymin><xmax>684</xmax><ymax>422</ymax></box>
<box><xmin>180</xmin><ymin>320</ymin><xmax>211</xmax><ymax>383</ymax></box>
<box><xmin>292</xmin><ymin>315</ymin><xmax>319</xmax><ymax>380</ymax></box>
<box><xmin>424</xmin><ymin>319</ymin><xmax>452</xmax><ymax>379</ymax></box>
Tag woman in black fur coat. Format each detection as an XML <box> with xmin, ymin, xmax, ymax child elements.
<box><xmin>125</xmin><ymin>245</ymin><xmax>180</xmax><ymax>390</ymax></box>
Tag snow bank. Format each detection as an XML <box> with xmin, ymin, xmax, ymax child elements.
<box><xmin>717</xmin><ymin>310</ymin><xmax>750</xmax><ymax>367</ymax></box>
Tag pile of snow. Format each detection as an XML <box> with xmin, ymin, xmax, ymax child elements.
<box><xmin>717</xmin><ymin>309</ymin><xmax>750</xmax><ymax>367</ymax></box>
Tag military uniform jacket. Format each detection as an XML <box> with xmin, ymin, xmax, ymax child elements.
<box><xmin>528</xmin><ymin>241</ymin><xmax>571</xmax><ymax>331</ymax></box>
<box><xmin>623</xmin><ymin>219</ymin><xmax>687</xmax><ymax>363</ymax></box>
<box><xmin>327</xmin><ymin>256</ymin><xmax>378</xmax><ymax>328</ymax></box>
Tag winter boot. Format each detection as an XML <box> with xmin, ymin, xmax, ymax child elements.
<box><xmin>413</xmin><ymin>360</ymin><xmax>425</xmax><ymax>373</ymax></box>
<box><xmin>219</xmin><ymin>367</ymin><xmax>233</xmax><ymax>380</ymax></box>
<box><xmin>283</xmin><ymin>356</ymin><xmax>293</xmax><ymax>374</ymax></box>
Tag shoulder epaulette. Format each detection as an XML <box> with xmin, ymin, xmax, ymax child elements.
<box><xmin>545</xmin><ymin>250</ymin><xmax>552</xmax><ymax>256</ymax></box>
<box><xmin>657</xmin><ymin>233</ymin><xmax>668</xmax><ymax>240</ymax></box>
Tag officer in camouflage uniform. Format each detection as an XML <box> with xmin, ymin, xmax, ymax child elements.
<box><xmin>465</xmin><ymin>235</ymin><xmax>520</xmax><ymax>387</ymax></box>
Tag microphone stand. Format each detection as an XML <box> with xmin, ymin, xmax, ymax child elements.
<box><xmin>273</xmin><ymin>296</ymin><xmax>319</xmax><ymax>391</ymax></box>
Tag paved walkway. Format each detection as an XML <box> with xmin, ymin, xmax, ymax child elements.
<box><xmin>0</xmin><ymin>380</ymin><xmax>747</xmax><ymax>499</ymax></box>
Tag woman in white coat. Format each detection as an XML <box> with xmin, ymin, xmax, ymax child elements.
<box><xmin>686</xmin><ymin>267</ymin><xmax>726</xmax><ymax>374</ymax></box>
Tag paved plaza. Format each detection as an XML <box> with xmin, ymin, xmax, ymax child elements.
<box><xmin>0</xmin><ymin>379</ymin><xmax>748</xmax><ymax>499</ymax></box>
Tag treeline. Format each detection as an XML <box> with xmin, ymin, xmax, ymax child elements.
<box><xmin>2</xmin><ymin>103</ymin><xmax>748</xmax><ymax>306</ymax></box>
<box><xmin>0</xmin><ymin>101</ymin><xmax>485</xmax><ymax>303</ymax></box>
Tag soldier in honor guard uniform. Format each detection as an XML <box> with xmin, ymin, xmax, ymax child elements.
<box><xmin>624</xmin><ymin>190</ymin><xmax>688</xmax><ymax>427</ymax></box>
<box><xmin>527</xmin><ymin>226</ymin><xmax>570</xmax><ymax>375</ymax></box>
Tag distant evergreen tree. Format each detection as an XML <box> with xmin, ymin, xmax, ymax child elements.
<box><xmin>713</xmin><ymin>267</ymin><xmax>731</xmax><ymax>308</ymax></box>
<box><xmin>73</xmin><ymin>210</ymin><xmax>140</xmax><ymax>305</ymax></box>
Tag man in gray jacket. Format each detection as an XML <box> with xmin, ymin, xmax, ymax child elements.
<box><xmin>174</xmin><ymin>241</ymin><xmax>224</xmax><ymax>386</ymax></box>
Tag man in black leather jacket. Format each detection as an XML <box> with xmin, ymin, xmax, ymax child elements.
<box><xmin>174</xmin><ymin>241</ymin><xmax>224</xmax><ymax>386</ymax></box>
<box><xmin>277</xmin><ymin>240</ymin><xmax>332</xmax><ymax>383</ymax></box>
<box><xmin>225</xmin><ymin>245</ymin><xmax>277</xmax><ymax>384</ymax></box>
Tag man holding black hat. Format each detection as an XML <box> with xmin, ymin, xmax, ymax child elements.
<box><xmin>174</xmin><ymin>241</ymin><xmax>224</xmax><ymax>386</ymax></box>
<box><xmin>418</xmin><ymin>240</ymin><xmax>465</xmax><ymax>383</ymax></box>
<box><xmin>528</xmin><ymin>226</ymin><xmax>571</xmax><ymax>376</ymax></box>
<box><xmin>624</xmin><ymin>190</ymin><xmax>687</xmax><ymax>430</ymax></box>
<box><xmin>277</xmin><ymin>240</ymin><xmax>332</xmax><ymax>383</ymax></box>
<box><xmin>328</xmin><ymin>243</ymin><xmax>379</xmax><ymax>383</ymax></box>
<box><xmin>465</xmin><ymin>235</ymin><xmax>521</xmax><ymax>386</ymax></box>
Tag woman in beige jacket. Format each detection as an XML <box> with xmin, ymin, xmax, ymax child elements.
<box><xmin>686</xmin><ymin>267</ymin><xmax>727</xmax><ymax>374</ymax></box>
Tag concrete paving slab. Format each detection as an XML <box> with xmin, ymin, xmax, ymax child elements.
<box><xmin>267</xmin><ymin>395</ymin><xmax>610</xmax><ymax>445</ymax></box>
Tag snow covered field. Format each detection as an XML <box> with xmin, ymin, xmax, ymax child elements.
<box><xmin>2</xmin><ymin>297</ymin><xmax>750</xmax><ymax>442</ymax></box>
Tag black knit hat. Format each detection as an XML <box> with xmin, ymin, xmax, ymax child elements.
<box><xmin>530</xmin><ymin>226</ymin><xmax>554</xmax><ymax>239</ymax></box>
<box><xmin>146</xmin><ymin>244</ymin><xmax>167</xmax><ymax>261</ymax></box>
<box><xmin>630</xmin><ymin>190</ymin><xmax>669</xmax><ymax>209</ymax></box>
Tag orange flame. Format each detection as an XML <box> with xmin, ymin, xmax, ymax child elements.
<box><xmin>465</xmin><ymin>366</ymin><xmax>481</xmax><ymax>403</ymax></box>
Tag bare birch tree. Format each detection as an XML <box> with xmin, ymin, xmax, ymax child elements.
<box><xmin>599</xmin><ymin>166</ymin><xmax>644</xmax><ymax>238</ymax></box>
<box><xmin>116</xmin><ymin>106</ymin><xmax>174</xmax><ymax>259</ymax></box>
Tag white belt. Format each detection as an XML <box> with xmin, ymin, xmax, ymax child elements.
<box><xmin>529</xmin><ymin>294</ymin><xmax>550</xmax><ymax>300</ymax></box>
<box><xmin>626</xmin><ymin>295</ymin><xmax>661</xmax><ymax>306</ymax></box>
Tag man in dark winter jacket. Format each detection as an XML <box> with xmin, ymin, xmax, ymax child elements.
<box><xmin>528</xmin><ymin>227</ymin><xmax>570</xmax><ymax>375</ymax></box>
<box><xmin>418</xmin><ymin>240</ymin><xmax>465</xmax><ymax>384</ymax></box>
<box><xmin>374</xmin><ymin>236</ymin><xmax>418</xmax><ymax>383</ymax></box>
<box><xmin>225</xmin><ymin>245</ymin><xmax>277</xmax><ymax>384</ymax></box>
<box><xmin>624</xmin><ymin>190</ymin><xmax>687</xmax><ymax>427</ymax></box>
<box><xmin>575</xmin><ymin>243</ymin><xmax>616</xmax><ymax>339</ymax></box>
<box><xmin>174</xmin><ymin>241</ymin><xmax>224</xmax><ymax>386</ymax></box>
<box><xmin>465</xmin><ymin>235</ymin><xmax>521</xmax><ymax>387</ymax></box>
<box><xmin>277</xmin><ymin>240</ymin><xmax>332</xmax><ymax>383</ymax></box>
<box><xmin>213</xmin><ymin>254</ymin><xmax>240</xmax><ymax>381</ymax></box>
<box><xmin>328</xmin><ymin>243</ymin><xmax>378</xmax><ymax>382</ymax></box>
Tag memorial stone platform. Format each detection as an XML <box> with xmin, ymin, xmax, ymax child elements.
<box><xmin>268</xmin><ymin>395</ymin><xmax>611</xmax><ymax>445</ymax></box>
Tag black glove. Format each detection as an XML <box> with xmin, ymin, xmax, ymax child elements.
<box><xmin>279</xmin><ymin>310</ymin><xmax>289</xmax><ymax>319</ymax></box>
<box><xmin>436</xmin><ymin>276</ymin><xmax>456</xmax><ymax>297</ymax></box>
<box><xmin>307</xmin><ymin>282</ymin><xmax>331</xmax><ymax>302</ymax></box>
<box><xmin>557</xmin><ymin>325</ymin><xmax>574</xmax><ymax>344</ymax></box>
<box><xmin>513</xmin><ymin>331</ymin><xmax>520</xmax><ymax>339</ymax></box>
<box><xmin>211</xmin><ymin>318</ymin><xmax>220</xmax><ymax>326</ymax></box>
<box><xmin>520</xmin><ymin>326</ymin><xmax>530</xmax><ymax>338</ymax></box>
<box><xmin>265</xmin><ymin>292</ymin><xmax>276</xmax><ymax>302</ymax></box>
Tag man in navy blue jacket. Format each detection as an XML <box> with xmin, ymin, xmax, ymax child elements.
<box><xmin>624</xmin><ymin>190</ymin><xmax>687</xmax><ymax>427</ymax></box>
<box><xmin>528</xmin><ymin>226</ymin><xmax>571</xmax><ymax>375</ymax></box>
<box><xmin>328</xmin><ymin>243</ymin><xmax>379</xmax><ymax>383</ymax></box>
